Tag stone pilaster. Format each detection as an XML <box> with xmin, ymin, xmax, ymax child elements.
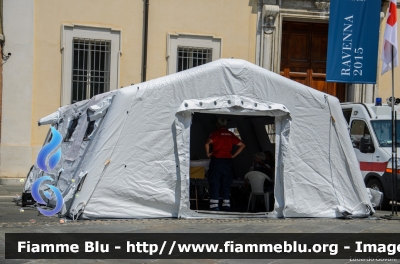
<box><xmin>260</xmin><ymin>4</ymin><xmax>280</xmax><ymax>73</ymax></box>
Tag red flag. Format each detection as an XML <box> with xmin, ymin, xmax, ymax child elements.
<box><xmin>382</xmin><ymin>0</ymin><xmax>398</xmax><ymax>74</ymax></box>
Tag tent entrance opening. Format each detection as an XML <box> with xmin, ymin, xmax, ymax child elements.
<box><xmin>189</xmin><ymin>112</ymin><xmax>276</xmax><ymax>213</ymax></box>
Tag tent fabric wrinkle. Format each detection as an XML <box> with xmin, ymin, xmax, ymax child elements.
<box><xmin>65</xmin><ymin>93</ymin><xmax>115</xmax><ymax>161</ymax></box>
<box><xmin>26</xmin><ymin>59</ymin><xmax>374</xmax><ymax>219</ymax></box>
<box><xmin>88</xmin><ymin>96</ymin><xmax>113</xmax><ymax>121</ymax></box>
<box><xmin>38</xmin><ymin>111</ymin><xmax>60</xmax><ymax>126</ymax></box>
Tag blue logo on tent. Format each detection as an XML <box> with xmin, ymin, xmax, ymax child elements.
<box><xmin>33</xmin><ymin>126</ymin><xmax>64</xmax><ymax>216</ymax></box>
<box><xmin>37</xmin><ymin>127</ymin><xmax>62</xmax><ymax>172</ymax></box>
<box><xmin>31</xmin><ymin>176</ymin><xmax>64</xmax><ymax>216</ymax></box>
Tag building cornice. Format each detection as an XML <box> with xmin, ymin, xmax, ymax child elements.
<box><xmin>279</xmin><ymin>7</ymin><xmax>329</xmax><ymax>21</ymax></box>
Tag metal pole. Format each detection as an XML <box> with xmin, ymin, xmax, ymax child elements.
<box><xmin>142</xmin><ymin>0</ymin><xmax>149</xmax><ymax>82</ymax></box>
<box><xmin>391</xmin><ymin>45</ymin><xmax>396</xmax><ymax>215</ymax></box>
<box><xmin>395</xmin><ymin>110</ymin><xmax>398</xmax><ymax>215</ymax></box>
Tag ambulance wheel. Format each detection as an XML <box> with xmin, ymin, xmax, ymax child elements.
<box><xmin>366</xmin><ymin>179</ymin><xmax>390</xmax><ymax>209</ymax></box>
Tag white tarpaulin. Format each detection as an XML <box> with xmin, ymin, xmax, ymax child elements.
<box><xmin>25</xmin><ymin>59</ymin><xmax>374</xmax><ymax>219</ymax></box>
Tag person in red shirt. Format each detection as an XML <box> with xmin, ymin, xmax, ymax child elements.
<box><xmin>204</xmin><ymin>117</ymin><xmax>245</xmax><ymax>211</ymax></box>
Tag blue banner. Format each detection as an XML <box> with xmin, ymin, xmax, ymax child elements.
<box><xmin>326</xmin><ymin>0</ymin><xmax>381</xmax><ymax>84</ymax></box>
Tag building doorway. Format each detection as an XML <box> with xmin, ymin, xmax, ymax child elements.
<box><xmin>280</xmin><ymin>21</ymin><xmax>346</xmax><ymax>102</ymax></box>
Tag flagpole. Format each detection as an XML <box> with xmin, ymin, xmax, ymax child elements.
<box><xmin>381</xmin><ymin>0</ymin><xmax>399</xmax><ymax>219</ymax></box>
<box><xmin>391</xmin><ymin>45</ymin><xmax>398</xmax><ymax>216</ymax></box>
<box><xmin>395</xmin><ymin>110</ymin><xmax>398</xmax><ymax>215</ymax></box>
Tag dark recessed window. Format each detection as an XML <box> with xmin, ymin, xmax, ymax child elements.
<box><xmin>72</xmin><ymin>38</ymin><xmax>111</xmax><ymax>103</ymax></box>
<box><xmin>177</xmin><ymin>46</ymin><xmax>212</xmax><ymax>72</ymax></box>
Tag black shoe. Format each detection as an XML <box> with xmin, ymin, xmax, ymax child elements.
<box><xmin>210</xmin><ymin>207</ymin><xmax>220</xmax><ymax>211</ymax></box>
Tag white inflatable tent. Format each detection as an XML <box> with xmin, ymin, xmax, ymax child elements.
<box><xmin>24</xmin><ymin>59</ymin><xmax>374</xmax><ymax>219</ymax></box>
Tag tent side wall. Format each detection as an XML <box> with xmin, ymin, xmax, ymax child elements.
<box><xmin>24</xmin><ymin>92</ymin><xmax>116</xmax><ymax>215</ymax></box>
<box><xmin>248</xmin><ymin>66</ymin><xmax>372</xmax><ymax>217</ymax></box>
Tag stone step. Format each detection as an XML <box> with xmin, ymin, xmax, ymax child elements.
<box><xmin>0</xmin><ymin>178</ymin><xmax>25</xmax><ymax>186</ymax></box>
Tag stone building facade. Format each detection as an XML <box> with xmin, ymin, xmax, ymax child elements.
<box><xmin>256</xmin><ymin>0</ymin><xmax>394</xmax><ymax>103</ymax></box>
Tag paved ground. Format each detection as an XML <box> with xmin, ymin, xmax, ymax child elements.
<box><xmin>2</xmin><ymin>184</ymin><xmax>400</xmax><ymax>264</ymax></box>
<box><xmin>0</xmin><ymin>185</ymin><xmax>24</xmax><ymax>197</ymax></box>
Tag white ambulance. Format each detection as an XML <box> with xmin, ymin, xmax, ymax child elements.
<box><xmin>341</xmin><ymin>102</ymin><xmax>400</xmax><ymax>208</ymax></box>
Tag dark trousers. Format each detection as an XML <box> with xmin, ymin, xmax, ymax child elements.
<box><xmin>208</xmin><ymin>158</ymin><xmax>233</xmax><ymax>211</ymax></box>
